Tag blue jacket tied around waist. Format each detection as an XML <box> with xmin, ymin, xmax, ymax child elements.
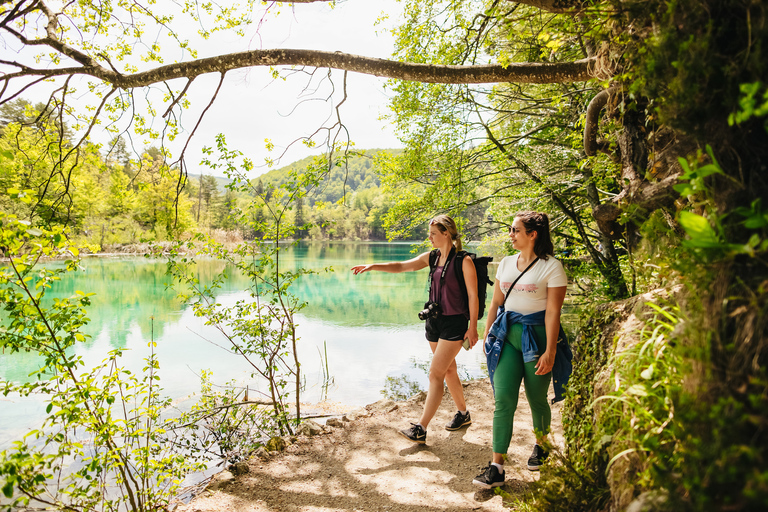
<box><xmin>484</xmin><ymin>308</ymin><xmax>573</xmax><ymax>403</ymax></box>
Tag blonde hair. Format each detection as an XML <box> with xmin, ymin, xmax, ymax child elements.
<box><xmin>430</xmin><ymin>214</ymin><xmax>463</xmax><ymax>252</ymax></box>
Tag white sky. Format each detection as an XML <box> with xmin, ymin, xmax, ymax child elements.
<box><xmin>1</xmin><ymin>0</ymin><xmax>405</xmax><ymax>177</ymax></box>
<box><xmin>164</xmin><ymin>0</ymin><xmax>405</xmax><ymax>177</ymax></box>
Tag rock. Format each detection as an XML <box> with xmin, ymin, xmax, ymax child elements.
<box><xmin>367</xmin><ymin>399</ymin><xmax>395</xmax><ymax>412</ymax></box>
<box><xmin>254</xmin><ymin>447</ymin><xmax>269</xmax><ymax>459</ymax></box>
<box><xmin>265</xmin><ymin>436</ymin><xmax>286</xmax><ymax>452</ymax></box>
<box><xmin>326</xmin><ymin>417</ymin><xmax>344</xmax><ymax>428</ymax></box>
<box><xmin>407</xmin><ymin>391</ymin><xmax>427</xmax><ymax>402</ymax></box>
<box><xmin>626</xmin><ymin>491</ymin><xmax>668</xmax><ymax>512</ymax></box>
<box><xmin>207</xmin><ymin>470</ymin><xmax>234</xmax><ymax>491</ymax></box>
<box><xmin>230</xmin><ymin>461</ymin><xmax>250</xmax><ymax>476</ymax></box>
<box><xmin>344</xmin><ymin>408</ymin><xmax>368</xmax><ymax>421</ymax></box>
<box><xmin>297</xmin><ymin>419</ymin><xmax>324</xmax><ymax>436</ymax></box>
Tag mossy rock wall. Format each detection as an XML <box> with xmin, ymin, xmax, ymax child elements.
<box><xmin>557</xmin><ymin>287</ymin><xmax>682</xmax><ymax>512</ymax></box>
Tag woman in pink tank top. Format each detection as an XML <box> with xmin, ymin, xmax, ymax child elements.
<box><xmin>351</xmin><ymin>215</ymin><xmax>479</xmax><ymax>444</ymax></box>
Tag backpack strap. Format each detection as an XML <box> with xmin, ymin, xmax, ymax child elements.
<box><xmin>428</xmin><ymin>249</ymin><xmax>439</xmax><ymax>271</ymax></box>
<box><xmin>454</xmin><ymin>250</ymin><xmax>469</xmax><ymax>296</ymax></box>
<box><xmin>427</xmin><ymin>248</ymin><xmax>439</xmax><ymax>287</ymax></box>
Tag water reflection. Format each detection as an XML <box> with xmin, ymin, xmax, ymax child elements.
<box><xmin>1</xmin><ymin>242</ymin><xmax>492</xmax><ymax>447</ymax></box>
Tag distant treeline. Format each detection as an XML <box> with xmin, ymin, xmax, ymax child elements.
<box><xmin>253</xmin><ymin>149</ymin><xmax>429</xmax><ymax>241</ymax></box>
<box><xmin>0</xmin><ymin>99</ymin><xmax>422</xmax><ymax>247</ymax></box>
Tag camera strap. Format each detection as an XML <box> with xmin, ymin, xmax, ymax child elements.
<box><xmin>503</xmin><ymin>256</ymin><xmax>540</xmax><ymax>305</ymax></box>
<box><xmin>430</xmin><ymin>247</ymin><xmax>456</xmax><ymax>300</ymax></box>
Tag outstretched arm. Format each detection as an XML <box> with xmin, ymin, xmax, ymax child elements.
<box><xmin>351</xmin><ymin>252</ymin><xmax>430</xmax><ymax>275</ymax></box>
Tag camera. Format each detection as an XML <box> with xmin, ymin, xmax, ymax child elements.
<box><xmin>418</xmin><ymin>301</ymin><xmax>441</xmax><ymax>321</ymax></box>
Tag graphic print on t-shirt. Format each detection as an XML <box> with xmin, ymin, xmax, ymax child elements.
<box><xmin>495</xmin><ymin>254</ymin><xmax>568</xmax><ymax>315</ymax></box>
<box><xmin>500</xmin><ymin>282</ymin><xmax>538</xmax><ymax>294</ymax></box>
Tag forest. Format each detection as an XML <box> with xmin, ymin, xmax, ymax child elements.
<box><xmin>1</xmin><ymin>0</ymin><xmax>768</xmax><ymax>511</ymax></box>
<box><xmin>0</xmin><ymin>102</ymin><xmax>411</xmax><ymax>247</ymax></box>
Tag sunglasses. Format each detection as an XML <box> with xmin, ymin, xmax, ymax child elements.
<box><xmin>510</xmin><ymin>227</ymin><xmax>527</xmax><ymax>234</ymax></box>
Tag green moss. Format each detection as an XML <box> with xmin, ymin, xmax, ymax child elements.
<box><xmin>529</xmin><ymin>303</ymin><xmax>617</xmax><ymax>512</ymax></box>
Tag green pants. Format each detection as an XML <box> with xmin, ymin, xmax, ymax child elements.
<box><xmin>492</xmin><ymin>322</ymin><xmax>551</xmax><ymax>454</ymax></box>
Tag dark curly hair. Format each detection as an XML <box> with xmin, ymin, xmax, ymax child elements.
<box><xmin>516</xmin><ymin>211</ymin><xmax>554</xmax><ymax>260</ymax></box>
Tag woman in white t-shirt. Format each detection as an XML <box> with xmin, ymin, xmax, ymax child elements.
<box><xmin>472</xmin><ymin>211</ymin><xmax>567</xmax><ymax>489</ymax></box>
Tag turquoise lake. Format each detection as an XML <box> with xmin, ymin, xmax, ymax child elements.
<box><xmin>0</xmin><ymin>242</ymin><xmax>494</xmax><ymax>449</ymax></box>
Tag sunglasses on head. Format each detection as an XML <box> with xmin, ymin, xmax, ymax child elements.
<box><xmin>430</xmin><ymin>219</ymin><xmax>446</xmax><ymax>228</ymax></box>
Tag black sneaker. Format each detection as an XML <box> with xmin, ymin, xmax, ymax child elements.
<box><xmin>445</xmin><ymin>410</ymin><xmax>472</xmax><ymax>431</ymax></box>
<box><xmin>398</xmin><ymin>423</ymin><xmax>426</xmax><ymax>444</ymax></box>
<box><xmin>472</xmin><ymin>462</ymin><xmax>505</xmax><ymax>489</ymax></box>
<box><xmin>527</xmin><ymin>444</ymin><xmax>549</xmax><ymax>471</ymax></box>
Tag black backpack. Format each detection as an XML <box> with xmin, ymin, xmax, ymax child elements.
<box><xmin>428</xmin><ymin>249</ymin><xmax>494</xmax><ymax>319</ymax></box>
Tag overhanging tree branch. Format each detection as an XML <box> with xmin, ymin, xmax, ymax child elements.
<box><xmin>506</xmin><ymin>0</ymin><xmax>586</xmax><ymax>14</ymax></box>
<box><xmin>584</xmin><ymin>86</ymin><xmax>618</xmax><ymax>156</ymax></box>
<box><xmin>3</xmin><ymin>50</ymin><xmax>597</xmax><ymax>88</ymax></box>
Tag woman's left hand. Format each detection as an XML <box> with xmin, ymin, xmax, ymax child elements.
<box><xmin>535</xmin><ymin>349</ymin><xmax>555</xmax><ymax>375</ymax></box>
<box><xmin>464</xmin><ymin>328</ymin><xmax>479</xmax><ymax>349</ymax></box>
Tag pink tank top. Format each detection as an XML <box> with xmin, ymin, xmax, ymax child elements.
<box><xmin>429</xmin><ymin>253</ymin><xmax>469</xmax><ymax>317</ymax></box>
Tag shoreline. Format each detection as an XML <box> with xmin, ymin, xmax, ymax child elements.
<box><xmin>0</xmin><ymin>239</ymin><xmax>428</xmax><ymax>263</ymax></box>
<box><xmin>175</xmin><ymin>378</ymin><xmax>561</xmax><ymax>512</ymax></box>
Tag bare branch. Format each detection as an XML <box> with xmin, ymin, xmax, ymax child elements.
<box><xmin>162</xmin><ymin>77</ymin><xmax>195</xmax><ymax>118</ymax></box>
<box><xmin>171</xmin><ymin>72</ymin><xmax>225</xmax><ymax>224</ymax></box>
<box><xmin>0</xmin><ymin>76</ymin><xmax>48</xmax><ymax>107</ymax></box>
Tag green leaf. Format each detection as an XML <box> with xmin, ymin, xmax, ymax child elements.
<box><xmin>673</xmin><ymin>183</ymin><xmax>694</xmax><ymax>195</ymax></box>
<box><xmin>640</xmin><ymin>364</ymin><xmax>654</xmax><ymax>380</ymax></box>
<box><xmin>744</xmin><ymin>214</ymin><xmax>768</xmax><ymax>229</ymax></box>
<box><xmin>46</xmin><ymin>403</ymin><xmax>53</xmax><ymax>413</ymax></box>
<box><xmin>2</xmin><ymin>479</ymin><xmax>13</xmax><ymax>499</ymax></box>
<box><xmin>678</xmin><ymin>211</ymin><xmax>719</xmax><ymax>244</ymax></box>
<box><xmin>694</xmin><ymin>163</ymin><xmax>722</xmax><ymax>179</ymax></box>
<box><xmin>677</xmin><ymin>156</ymin><xmax>691</xmax><ymax>176</ymax></box>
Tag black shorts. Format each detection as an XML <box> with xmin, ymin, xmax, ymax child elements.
<box><xmin>425</xmin><ymin>314</ymin><xmax>469</xmax><ymax>343</ymax></box>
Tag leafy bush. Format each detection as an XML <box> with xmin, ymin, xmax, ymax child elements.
<box><xmin>0</xmin><ymin>214</ymin><xmax>202</xmax><ymax>511</ymax></box>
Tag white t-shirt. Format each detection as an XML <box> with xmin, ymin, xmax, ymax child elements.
<box><xmin>496</xmin><ymin>254</ymin><xmax>567</xmax><ymax>315</ymax></box>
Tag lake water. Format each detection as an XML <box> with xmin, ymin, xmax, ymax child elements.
<box><xmin>0</xmin><ymin>242</ymin><xmax>494</xmax><ymax>449</ymax></box>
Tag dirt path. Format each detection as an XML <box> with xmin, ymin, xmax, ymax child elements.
<box><xmin>176</xmin><ymin>379</ymin><xmax>563</xmax><ymax>512</ymax></box>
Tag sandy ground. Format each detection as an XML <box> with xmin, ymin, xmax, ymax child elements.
<box><xmin>175</xmin><ymin>378</ymin><xmax>563</xmax><ymax>512</ymax></box>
